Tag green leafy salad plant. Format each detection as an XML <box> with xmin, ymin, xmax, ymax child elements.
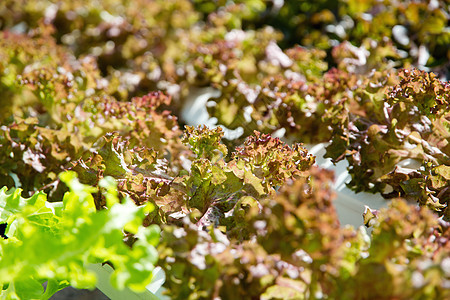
<box><xmin>0</xmin><ymin>172</ymin><xmax>159</xmax><ymax>299</ymax></box>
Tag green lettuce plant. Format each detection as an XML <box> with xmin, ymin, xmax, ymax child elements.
<box><xmin>0</xmin><ymin>171</ymin><xmax>159</xmax><ymax>299</ymax></box>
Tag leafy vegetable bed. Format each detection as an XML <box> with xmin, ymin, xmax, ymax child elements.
<box><xmin>0</xmin><ymin>1</ymin><xmax>449</xmax><ymax>299</ymax></box>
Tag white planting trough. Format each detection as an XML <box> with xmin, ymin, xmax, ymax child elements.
<box><xmin>88</xmin><ymin>264</ymin><xmax>168</xmax><ymax>300</ymax></box>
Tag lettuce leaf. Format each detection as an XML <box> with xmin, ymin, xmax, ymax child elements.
<box><xmin>0</xmin><ymin>171</ymin><xmax>159</xmax><ymax>299</ymax></box>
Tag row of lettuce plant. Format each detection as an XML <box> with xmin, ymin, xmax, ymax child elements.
<box><xmin>0</xmin><ymin>0</ymin><xmax>449</xmax><ymax>299</ymax></box>
<box><xmin>1</xmin><ymin>0</ymin><xmax>448</xmax><ymax>106</ymax></box>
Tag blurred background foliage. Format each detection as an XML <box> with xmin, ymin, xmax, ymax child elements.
<box><xmin>0</xmin><ymin>0</ymin><xmax>448</xmax><ymax>100</ymax></box>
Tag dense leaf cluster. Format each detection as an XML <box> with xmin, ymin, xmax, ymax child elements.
<box><xmin>159</xmin><ymin>168</ymin><xmax>449</xmax><ymax>299</ymax></box>
<box><xmin>0</xmin><ymin>1</ymin><xmax>449</xmax><ymax>299</ymax></box>
<box><xmin>325</xmin><ymin>68</ymin><xmax>450</xmax><ymax>219</ymax></box>
<box><xmin>0</xmin><ymin>172</ymin><xmax>159</xmax><ymax>299</ymax></box>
